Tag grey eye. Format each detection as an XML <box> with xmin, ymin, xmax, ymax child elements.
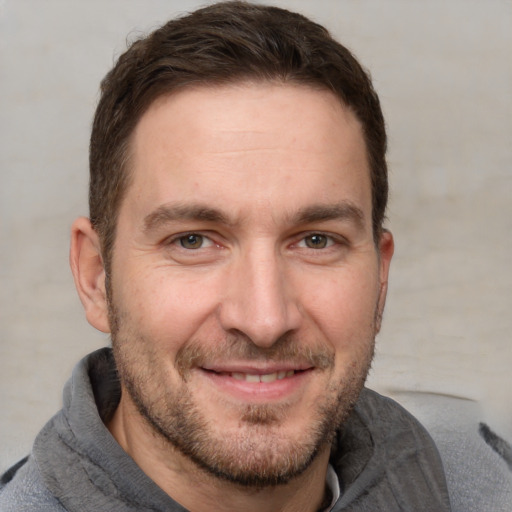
<box><xmin>304</xmin><ymin>234</ymin><xmax>328</xmax><ymax>249</ymax></box>
<box><xmin>180</xmin><ymin>234</ymin><xmax>204</xmax><ymax>249</ymax></box>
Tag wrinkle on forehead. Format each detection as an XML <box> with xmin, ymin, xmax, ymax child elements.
<box><xmin>134</xmin><ymin>82</ymin><xmax>363</xmax><ymax>156</ymax></box>
<box><xmin>125</xmin><ymin>82</ymin><xmax>372</xmax><ymax>236</ymax></box>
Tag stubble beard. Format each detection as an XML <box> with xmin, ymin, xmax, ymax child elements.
<box><xmin>108</xmin><ymin>303</ymin><xmax>375</xmax><ymax>488</ymax></box>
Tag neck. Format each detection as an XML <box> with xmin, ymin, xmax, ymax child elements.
<box><xmin>108</xmin><ymin>392</ymin><xmax>332</xmax><ymax>512</ymax></box>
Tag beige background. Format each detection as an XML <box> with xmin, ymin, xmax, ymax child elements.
<box><xmin>1</xmin><ymin>0</ymin><xmax>511</xmax><ymax>471</ymax></box>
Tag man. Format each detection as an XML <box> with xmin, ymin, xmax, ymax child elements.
<box><xmin>0</xmin><ymin>2</ymin><xmax>451</xmax><ymax>510</ymax></box>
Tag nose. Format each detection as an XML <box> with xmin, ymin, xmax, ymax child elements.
<box><xmin>218</xmin><ymin>245</ymin><xmax>302</xmax><ymax>348</ymax></box>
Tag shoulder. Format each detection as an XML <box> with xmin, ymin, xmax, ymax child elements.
<box><xmin>332</xmin><ymin>388</ymin><xmax>451</xmax><ymax>511</ymax></box>
<box><xmin>0</xmin><ymin>456</ymin><xmax>66</xmax><ymax>512</ymax></box>
<box><xmin>355</xmin><ymin>387</ymin><xmax>436</xmax><ymax>439</ymax></box>
<box><xmin>355</xmin><ymin>388</ymin><xmax>449</xmax><ymax>476</ymax></box>
<box><xmin>387</xmin><ymin>391</ymin><xmax>512</xmax><ymax>512</ymax></box>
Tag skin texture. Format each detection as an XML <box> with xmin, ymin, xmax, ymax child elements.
<box><xmin>70</xmin><ymin>82</ymin><xmax>394</xmax><ymax>512</ymax></box>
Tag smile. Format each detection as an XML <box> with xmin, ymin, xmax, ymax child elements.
<box><xmin>198</xmin><ymin>364</ymin><xmax>316</xmax><ymax>404</ymax></box>
<box><xmin>229</xmin><ymin>370</ymin><xmax>295</xmax><ymax>383</ymax></box>
<box><xmin>199</xmin><ymin>367</ymin><xmax>311</xmax><ymax>402</ymax></box>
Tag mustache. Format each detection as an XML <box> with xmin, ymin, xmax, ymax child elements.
<box><xmin>174</xmin><ymin>334</ymin><xmax>335</xmax><ymax>378</ymax></box>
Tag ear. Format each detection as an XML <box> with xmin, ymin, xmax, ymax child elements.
<box><xmin>69</xmin><ymin>217</ymin><xmax>111</xmax><ymax>333</ymax></box>
<box><xmin>375</xmin><ymin>229</ymin><xmax>394</xmax><ymax>333</ymax></box>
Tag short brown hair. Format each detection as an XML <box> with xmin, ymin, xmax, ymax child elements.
<box><xmin>89</xmin><ymin>1</ymin><xmax>388</xmax><ymax>272</ymax></box>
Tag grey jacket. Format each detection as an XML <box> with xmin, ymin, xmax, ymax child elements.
<box><xmin>0</xmin><ymin>349</ymin><xmax>451</xmax><ymax>511</ymax></box>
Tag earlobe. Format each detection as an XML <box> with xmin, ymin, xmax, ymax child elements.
<box><xmin>376</xmin><ymin>229</ymin><xmax>394</xmax><ymax>332</ymax></box>
<box><xmin>69</xmin><ymin>217</ymin><xmax>111</xmax><ymax>333</ymax></box>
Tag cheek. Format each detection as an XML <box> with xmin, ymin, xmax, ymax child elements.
<box><xmin>114</xmin><ymin>266</ymin><xmax>222</xmax><ymax>346</ymax></box>
<box><xmin>300</xmin><ymin>267</ymin><xmax>379</xmax><ymax>347</ymax></box>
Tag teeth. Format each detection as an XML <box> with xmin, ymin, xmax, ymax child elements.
<box><xmin>229</xmin><ymin>370</ymin><xmax>295</xmax><ymax>382</ymax></box>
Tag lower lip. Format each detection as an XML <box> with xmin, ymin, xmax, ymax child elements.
<box><xmin>199</xmin><ymin>369</ymin><xmax>313</xmax><ymax>402</ymax></box>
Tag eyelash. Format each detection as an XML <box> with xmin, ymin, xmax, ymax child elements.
<box><xmin>166</xmin><ymin>231</ymin><xmax>346</xmax><ymax>251</ymax></box>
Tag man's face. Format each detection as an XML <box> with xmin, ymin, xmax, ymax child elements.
<box><xmin>107</xmin><ymin>82</ymin><xmax>393</xmax><ymax>486</ymax></box>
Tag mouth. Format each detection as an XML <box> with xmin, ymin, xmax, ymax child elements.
<box><xmin>198</xmin><ymin>366</ymin><xmax>314</xmax><ymax>402</ymax></box>
<box><xmin>207</xmin><ymin>369</ymin><xmax>302</xmax><ymax>383</ymax></box>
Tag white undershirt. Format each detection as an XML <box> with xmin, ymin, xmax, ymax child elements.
<box><xmin>324</xmin><ymin>464</ymin><xmax>341</xmax><ymax>511</ymax></box>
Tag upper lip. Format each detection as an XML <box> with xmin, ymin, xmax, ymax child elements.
<box><xmin>201</xmin><ymin>362</ymin><xmax>313</xmax><ymax>374</ymax></box>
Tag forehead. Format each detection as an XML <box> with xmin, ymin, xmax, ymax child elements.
<box><xmin>124</xmin><ymin>82</ymin><xmax>371</xmax><ymax>226</ymax></box>
<box><xmin>134</xmin><ymin>81</ymin><xmax>364</xmax><ymax>156</ymax></box>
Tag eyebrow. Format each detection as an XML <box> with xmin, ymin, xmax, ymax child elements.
<box><xmin>143</xmin><ymin>200</ymin><xmax>365</xmax><ymax>234</ymax></box>
<box><xmin>143</xmin><ymin>203</ymin><xmax>232</xmax><ymax>233</ymax></box>
<box><xmin>292</xmin><ymin>202</ymin><xmax>365</xmax><ymax>229</ymax></box>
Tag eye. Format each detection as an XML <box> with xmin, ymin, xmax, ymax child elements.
<box><xmin>177</xmin><ymin>233</ymin><xmax>212</xmax><ymax>250</ymax></box>
<box><xmin>301</xmin><ymin>234</ymin><xmax>333</xmax><ymax>249</ymax></box>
